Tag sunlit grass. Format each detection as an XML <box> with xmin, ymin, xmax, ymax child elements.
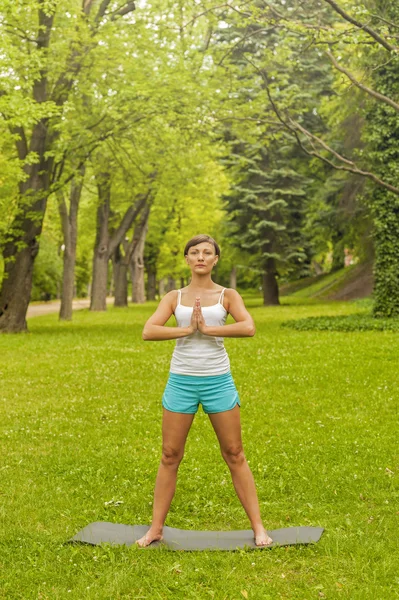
<box><xmin>0</xmin><ymin>298</ymin><xmax>398</xmax><ymax>599</ymax></box>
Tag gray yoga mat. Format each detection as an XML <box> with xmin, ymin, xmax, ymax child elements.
<box><xmin>70</xmin><ymin>521</ymin><xmax>324</xmax><ymax>551</ymax></box>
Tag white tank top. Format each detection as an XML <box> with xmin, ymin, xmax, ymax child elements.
<box><xmin>170</xmin><ymin>288</ymin><xmax>230</xmax><ymax>376</ymax></box>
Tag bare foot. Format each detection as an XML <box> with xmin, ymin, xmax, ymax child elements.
<box><xmin>136</xmin><ymin>528</ymin><xmax>163</xmax><ymax>548</ymax></box>
<box><xmin>254</xmin><ymin>527</ymin><xmax>273</xmax><ymax>547</ymax></box>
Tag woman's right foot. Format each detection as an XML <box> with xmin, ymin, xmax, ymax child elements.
<box><xmin>254</xmin><ymin>526</ymin><xmax>273</xmax><ymax>547</ymax></box>
<box><xmin>136</xmin><ymin>527</ymin><xmax>163</xmax><ymax>548</ymax></box>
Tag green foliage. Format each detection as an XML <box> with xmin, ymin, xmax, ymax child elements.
<box><xmin>370</xmin><ymin>190</ymin><xmax>399</xmax><ymax>317</ymax></box>
<box><xmin>227</xmin><ymin>150</ymin><xmax>310</xmax><ymax>280</ymax></box>
<box><xmin>211</xmin><ymin>20</ymin><xmax>317</xmax><ymax>288</ymax></box>
<box><xmin>75</xmin><ymin>254</ymin><xmax>91</xmax><ymax>298</ymax></box>
<box><xmin>31</xmin><ymin>231</ymin><xmax>62</xmax><ymax>301</ymax></box>
<box><xmin>2</xmin><ymin>0</ymin><xmax>399</xmax><ymax>319</ymax></box>
<box><xmin>362</xmin><ymin>37</ymin><xmax>399</xmax><ymax>316</ymax></box>
<box><xmin>212</xmin><ymin>0</ymin><xmax>399</xmax><ymax>314</ymax></box>
<box><xmin>281</xmin><ymin>313</ymin><xmax>399</xmax><ymax>332</ymax></box>
<box><xmin>144</xmin><ymin>142</ymin><xmax>228</xmax><ymax>284</ymax></box>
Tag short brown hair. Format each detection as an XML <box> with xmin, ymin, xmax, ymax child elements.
<box><xmin>184</xmin><ymin>234</ymin><xmax>220</xmax><ymax>257</ymax></box>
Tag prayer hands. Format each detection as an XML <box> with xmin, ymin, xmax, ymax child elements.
<box><xmin>189</xmin><ymin>297</ymin><xmax>207</xmax><ymax>334</ymax></box>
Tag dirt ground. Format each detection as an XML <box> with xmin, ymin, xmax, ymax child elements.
<box><xmin>27</xmin><ymin>298</ymin><xmax>113</xmax><ymax>318</ymax></box>
<box><xmin>328</xmin><ymin>262</ymin><xmax>374</xmax><ymax>301</ymax></box>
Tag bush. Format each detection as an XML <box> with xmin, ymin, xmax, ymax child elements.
<box><xmin>281</xmin><ymin>313</ymin><xmax>399</xmax><ymax>332</ymax></box>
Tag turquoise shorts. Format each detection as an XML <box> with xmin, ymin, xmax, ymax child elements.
<box><xmin>162</xmin><ymin>372</ymin><xmax>240</xmax><ymax>415</ymax></box>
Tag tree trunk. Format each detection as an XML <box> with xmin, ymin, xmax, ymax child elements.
<box><xmin>60</xmin><ymin>250</ymin><xmax>76</xmax><ymax>319</ymax></box>
<box><xmin>0</xmin><ymin>239</ymin><xmax>40</xmax><ymax>333</ymax></box>
<box><xmin>58</xmin><ymin>167</ymin><xmax>85</xmax><ymax>320</ymax></box>
<box><xmin>130</xmin><ymin>206</ymin><xmax>150</xmax><ymax>304</ymax></box>
<box><xmin>166</xmin><ymin>276</ymin><xmax>176</xmax><ymax>292</ymax></box>
<box><xmin>230</xmin><ymin>266</ymin><xmax>237</xmax><ymax>289</ymax></box>
<box><xmin>159</xmin><ymin>278</ymin><xmax>166</xmax><ymax>296</ymax></box>
<box><xmin>130</xmin><ymin>261</ymin><xmax>145</xmax><ymax>303</ymax></box>
<box><xmin>91</xmin><ymin>174</ymin><xmax>111</xmax><ymax>311</ymax></box>
<box><xmin>262</xmin><ymin>258</ymin><xmax>280</xmax><ymax>305</ymax></box>
<box><xmin>112</xmin><ymin>244</ymin><xmax>128</xmax><ymax>307</ymax></box>
<box><xmin>0</xmin><ymin>9</ymin><xmax>56</xmax><ymax>333</ymax></box>
<box><xmin>90</xmin><ymin>181</ymin><xmax>150</xmax><ymax>311</ymax></box>
<box><xmin>0</xmin><ymin>183</ymin><xmax>49</xmax><ymax>333</ymax></box>
<box><xmin>146</xmin><ymin>266</ymin><xmax>157</xmax><ymax>301</ymax></box>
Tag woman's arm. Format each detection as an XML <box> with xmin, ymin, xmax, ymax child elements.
<box><xmin>142</xmin><ymin>291</ymin><xmax>195</xmax><ymax>341</ymax></box>
<box><xmin>197</xmin><ymin>289</ymin><xmax>255</xmax><ymax>338</ymax></box>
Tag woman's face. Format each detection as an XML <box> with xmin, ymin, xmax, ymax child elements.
<box><xmin>185</xmin><ymin>242</ymin><xmax>218</xmax><ymax>273</ymax></box>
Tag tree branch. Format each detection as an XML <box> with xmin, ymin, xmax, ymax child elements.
<box><xmin>322</xmin><ymin>0</ymin><xmax>398</xmax><ymax>52</ymax></box>
<box><xmin>217</xmin><ymin>27</ymin><xmax>279</xmax><ymax>66</ymax></box>
<box><xmin>246</xmin><ymin>57</ymin><xmax>399</xmax><ymax>196</ymax></box>
<box><xmin>225</xmin><ymin>3</ymin><xmax>251</xmax><ymax>18</ymax></box>
<box><xmin>82</xmin><ymin>0</ymin><xmax>95</xmax><ymax>16</ymax></box>
<box><xmin>182</xmin><ymin>4</ymin><xmax>234</xmax><ymax>30</ymax></box>
<box><xmin>326</xmin><ymin>49</ymin><xmax>399</xmax><ymax>113</ymax></box>
<box><xmin>200</xmin><ymin>25</ymin><xmax>213</xmax><ymax>53</ymax></box>
<box><xmin>290</xmin><ymin>121</ymin><xmax>399</xmax><ymax>195</ymax></box>
<box><xmin>290</xmin><ymin>119</ymin><xmax>355</xmax><ymax>166</ymax></box>
<box><xmin>108</xmin><ymin>190</ymin><xmax>150</xmax><ymax>257</ymax></box>
<box><xmin>260</xmin><ymin>0</ymin><xmax>287</xmax><ymax>21</ymax></box>
<box><xmin>126</xmin><ymin>201</ymin><xmax>151</xmax><ymax>264</ymax></box>
<box><xmin>110</xmin><ymin>2</ymin><xmax>136</xmax><ymax>20</ymax></box>
<box><xmin>370</xmin><ymin>13</ymin><xmax>399</xmax><ymax>31</ymax></box>
<box><xmin>3</xmin><ymin>25</ymin><xmax>38</xmax><ymax>44</ymax></box>
<box><xmin>94</xmin><ymin>0</ymin><xmax>111</xmax><ymax>21</ymax></box>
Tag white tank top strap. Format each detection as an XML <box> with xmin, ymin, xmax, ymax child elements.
<box><xmin>218</xmin><ymin>287</ymin><xmax>226</xmax><ymax>305</ymax></box>
<box><xmin>177</xmin><ymin>289</ymin><xmax>182</xmax><ymax>306</ymax></box>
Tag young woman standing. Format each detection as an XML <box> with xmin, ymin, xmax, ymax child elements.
<box><xmin>137</xmin><ymin>234</ymin><xmax>272</xmax><ymax>547</ymax></box>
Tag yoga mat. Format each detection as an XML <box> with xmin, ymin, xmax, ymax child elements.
<box><xmin>69</xmin><ymin>522</ymin><xmax>324</xmax><ymax>551</ymax></box>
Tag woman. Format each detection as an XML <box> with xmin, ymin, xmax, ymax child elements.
<box><xmin>137</xmin><ymin>234</ymin><xmax>272</xmax><ymax>547</ymax></box>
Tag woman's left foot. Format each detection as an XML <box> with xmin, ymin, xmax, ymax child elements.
<box><xmin>254</xmin><ymin>527</ymin><xmax>273</xmax><ymax>547</ymax></box>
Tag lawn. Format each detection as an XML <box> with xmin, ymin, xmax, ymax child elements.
<box><xmin>0</xmin><ymin>298</ymin><xmax>398</xmax><ymax>599</ymax></box>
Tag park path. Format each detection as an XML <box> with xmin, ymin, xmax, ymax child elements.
<box><xmin>27</xmin><ymin>298</ymin><xmax>114</xmax><ymax>318</ymax></box>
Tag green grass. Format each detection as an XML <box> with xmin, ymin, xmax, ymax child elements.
<box><xmin>1</xmin><ymin>298</ymin><xmax>398</xmax><ymax>599</ymax></box>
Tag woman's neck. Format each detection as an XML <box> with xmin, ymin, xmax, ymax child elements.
<box><xmin>187</xmin><ymin>274</ymin><xmax>217</xmax><ymax>290</ymax></box>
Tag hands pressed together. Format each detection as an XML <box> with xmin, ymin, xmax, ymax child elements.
<box><xmin>188</xmin><ymin>297</ymin><xmax>208</xmax><ymax>335</ymax></box>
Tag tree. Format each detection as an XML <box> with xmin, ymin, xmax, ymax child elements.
<box><xmin>90</xmin><ymin>167</ymin><xmax>150</xmax><ymax>311</ymax></box>
<box><xmin>0</xmin><ymin>0</ymin><xmax>137</xmax><ymax>332</ymax></box>
<box><xmin>57</xmin><ymin>165</ymin><xmax>85</xmax><ymax>320</ymax></box>
<box><xmin>226</xmin><ymin>140</ymin><xmax>309</xmax><ymax>304</ymax></box>
<box><xmin>209</xmin><ymin>13</ymin><xmax>329</xmax><ymax>303</ymax></box>
<box><xmin>242</xmin><ymin>0</ymin><xmax>399</xmax><ymax>314</ymax></box>
<box><xmin>362</xmin><ymin>3</ymin><xmax>399</xmax><ymax>316</ymax></box>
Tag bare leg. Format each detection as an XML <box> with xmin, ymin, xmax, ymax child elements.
<box><xmin>208</xmin><ymin>405</ymin><xmax>272</xmax><ymax>547</ymax></box>
<box><xmin>136</xmin><ymin>409</ymin><xmax>195</xmax><ymax>547</ymax></box>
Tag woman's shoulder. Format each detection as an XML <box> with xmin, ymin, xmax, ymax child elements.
<box><xmin>223</xmin><ymin>288</ymin><xmax>243</xmax><ymax>310</ymax></box>
<box><xmin>160</xmin><ymin>289</ymin><xmax>179</xmax><ymax>307</ymax></box>
<box><xmin>161</xmin><ymin>289</ymin><xmax>180</xmax><ymax>314</ymax></box>
<box><xmin>223</xmin><ymin>287</ymin><xmax>241</xmax><ymax>298</ymax></box>
<box><xmin>163</xmin><ymin>289</ymin><xmax>180</xmax><ymax>299</ymax></box>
